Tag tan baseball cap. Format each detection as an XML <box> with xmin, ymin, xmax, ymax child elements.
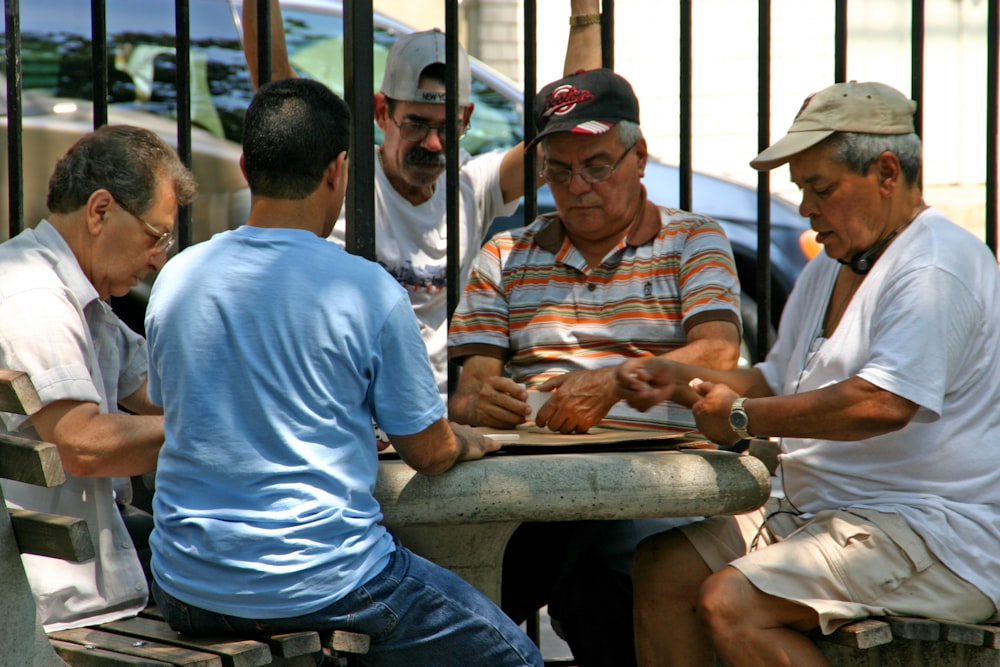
<box><xmin>750</xmin><ymin>81</ymin><xmax>917</xmax><ymax>171</ymax></box>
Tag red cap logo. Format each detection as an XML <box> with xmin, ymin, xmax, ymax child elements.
<box><xmin>542</xmin><ymin>84</ymin><xmax>595</xmax><ymax>120</ymax></box>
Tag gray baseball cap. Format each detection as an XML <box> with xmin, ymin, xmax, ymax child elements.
<box><xmin>380</xmin><ymin>29</ymin><xmax>471</xmax><ymax>106</ymax></box>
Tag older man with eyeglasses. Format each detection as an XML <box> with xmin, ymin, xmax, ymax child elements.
<box><xmin>446</xmin><ymin>68</ymin><xmax>743</xmax><ymax>667</ymax></box>
<box><xmin>0</xmin><ymin>124</ymin><xmax>197</xmax><ymax>631</ymax></box>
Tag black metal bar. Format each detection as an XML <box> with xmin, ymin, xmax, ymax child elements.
<box><xmin>834</xmin><ymin>0</ymin><xmax>847</xmax><ymax>82</ymax></box>
<box><xmin>678</xmin><ymin>0</ymin><xmax>692</xmax><ymax>212</ymax></box>
<box><xmin>256</xmin><ymin>0</ymin><xmax>271</xmax><ymax>86</ymax></box>
<box><xmin>175</xmin><ymin>0</ymin><xmax>193</xmax><ymax>249</ymax></box>
<box><xmin>988</xmin><ymin>0</ymin><xmax>999</xmax><ymax>255</ymax></box>
<box><xmin>90</xmin><ymin>0</ymin><xmax>107</xmax><ymax>129</ymax></box>
<box><xmin>446</xmin><ymin>0</ymin><xmax>460</xmax><ymax>322</ymax></box>
<box><xmin>343</xmin><ymin>0</ymin><xmax>375</xmax><ymax>261</ymax></box>
<box><xmin>445</xmin><ymin>0</ymin><xmax>461</xmax><ymax>397</ymax></box>
<box><xmin>910</xmin><ymin>0</ymin><xmax>924</xmax><ymax>143</ymax></box>
<box><xmin>5</xmin><ymin>0</ymin><xmax>23</xmax><ymax>238</ymax></box>
<box><xmin>755</xmin><ymin>0</ymin><xmax>773</xmax><ymax>363</ymax></box>
<box><xmin>523</xmin><ymin>0</ymin><xmax>537</xmax><ymax>228</ymax></box>
<box><xmin>601</xmin><ymin>0</ymin><xmax>613</xmax><ymax>70</ymax></box>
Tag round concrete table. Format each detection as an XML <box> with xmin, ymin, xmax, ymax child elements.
<box><xmin>375</xmin><ymin>449</ymin><xmax>771</xmax><ymax>603</ymax></box>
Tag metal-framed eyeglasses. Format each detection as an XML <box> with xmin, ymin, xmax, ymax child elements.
<box><xmin>390</xmin><ymin>116</ymin><xmax>469</xmax><ymax>143</ymax></box>
<box><xmin>540</xmin><ymin>143</ymin><xmax>636</xmax><ymax>186</ymax></box>
<box><xmin>117</xmin><ymin>198</ymin><xmax>176</xmax><ymax>253</ymax></box>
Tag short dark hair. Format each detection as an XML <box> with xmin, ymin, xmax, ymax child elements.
<box><xmin>46</xmin><ymin>124</ymin><xmax>197</xmax><ymax>215</ymax></box>
<box><xmin>242</xmin><ymin>78</ymin><xmax>352</xmax><ymax>199</ymax></box>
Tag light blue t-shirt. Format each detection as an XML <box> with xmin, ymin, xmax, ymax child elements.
<box><xmin>145</xmin><ymin>225</ymin><xmax>444</xmax><ymax>618</ymax></box>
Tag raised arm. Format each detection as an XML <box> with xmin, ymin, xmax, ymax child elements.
<box><xmin>497</xmin><ymin>0</ymin><xmax>604</xmax><ymax>203</ymax></box>
<box><xmin>242</xmin><ymin>0</ymin><xmax>297</xmax><ymax>88</ymax></box>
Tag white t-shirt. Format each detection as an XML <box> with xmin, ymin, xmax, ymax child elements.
<box><xmin>757</xmin><ymin>207</ymin><xmax>1000</xmax><ymax>608</ymax></box>
<box><xmin>331</xmin><ymin>148</ymin><xmax>518</xmax><ymax>403</ymax></box>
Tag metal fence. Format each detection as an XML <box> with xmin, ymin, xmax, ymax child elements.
<box><xmin>3</xmin><ymin>0</ymin><xmax>998</xmax><ymax>364</ymax></box>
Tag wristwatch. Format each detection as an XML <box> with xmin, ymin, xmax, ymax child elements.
<box><xmin>729</xmin><ymin>397</ymin><xmax>753</xmax><ymax>439</ymax></box>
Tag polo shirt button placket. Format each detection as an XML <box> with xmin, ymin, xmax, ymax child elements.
<box><xmin>587</xmin><ymin>283</ymin><xmax>597</xmax><ymax>292</ymax></box>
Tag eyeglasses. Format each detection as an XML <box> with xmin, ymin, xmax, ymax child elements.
<box><xmin>540</xmin><ymin>144</ymin><xmax>635</xmax><ymax>186</ymax></box>
<box><xmin>390</xmin><ymin>116</ymin><xmax>469</xmax><ymax>143</ymax></box>
<box><xmin>117</xmin><ymin>199</ymin><xmax>176</xmax><ymax>253</ymax></box>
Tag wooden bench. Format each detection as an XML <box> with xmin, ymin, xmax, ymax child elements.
<box><xmin>814</xmin><ymin>616</ymin><xmax>1000</xmax><ymax>666</ymax></box>
<box><xmin>1</xmin><ymin>368</ymin><xmax>367</xmax><ymax>667</ymax></box>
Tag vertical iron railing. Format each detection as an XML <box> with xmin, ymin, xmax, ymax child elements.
<box><xmin>342</xmin><ymin>0</ymin><xmax>376</xmax><ymax>262</ymax></box>
<box><xmin>755</xmin><ymin>0</ymin><xmax>772</xmax><ymax>362</ymax></box>
<box><xmin>4</xmin><ymin>0</ymin><xmax>21</xmax><ymax>236</ymax></box>
<box><xmin>2</xmin><ymin>0</ymin><xmax>998</xmax><ymax>337</ymax></box>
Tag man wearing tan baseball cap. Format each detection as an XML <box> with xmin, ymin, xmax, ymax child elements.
<box><xmin>620</xmin><ymin>80</ymin><xmax>1000</xmax><ymax>666</ymax></box>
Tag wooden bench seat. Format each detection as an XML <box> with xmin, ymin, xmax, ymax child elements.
<box><xmin>1</xmin><ymin>368</ymin><xmax>366</xmax><ymax>667</ymax></box>
<box><xmin>814</xmin><ymin>615</ymin><xmax>1000</xmax><ymax>666</ymax></box>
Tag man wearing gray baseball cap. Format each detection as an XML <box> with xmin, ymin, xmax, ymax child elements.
<box><xmin>244</xmin><ymin>0</ymin><xmax>603</xmax><ymax>405</ymax></box>
<box><xmin>619</xmin><ymin>80</ymin><xmax>1000</xmax><ymax>666</ymax></box>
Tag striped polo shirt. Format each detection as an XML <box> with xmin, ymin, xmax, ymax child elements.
<box><xmin>448</xmin><ymin>201</ymin><xmax>741</xmax><ymax>430</ymax></box>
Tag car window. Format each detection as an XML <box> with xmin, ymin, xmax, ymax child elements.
<box><xmin>7</xmin><ymin>0</ymin><xmax>252</xmax><ymax>143</ymax></box>
<box><xmin>5</xmin><ymin>0</ymin><xmax>522</xmax><ymax>154</ymax></box>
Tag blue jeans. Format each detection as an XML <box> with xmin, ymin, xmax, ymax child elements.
<box><xmin>152</xmin><ymin>545</ymin><xmax>542</xmax><ymax>667</ymax></box>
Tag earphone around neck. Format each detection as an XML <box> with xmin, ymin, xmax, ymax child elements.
<box><xmin>838</xmin><ymin>229</ymin><xmax>899</xmax><ymax>275</ymax></box>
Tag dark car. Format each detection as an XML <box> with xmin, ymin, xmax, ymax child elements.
<box><xmin>2</xmin><ymin>0</ymin><xmax>813</xmax><ymax>358</ymax></box>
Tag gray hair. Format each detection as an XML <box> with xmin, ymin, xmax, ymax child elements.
<box><xmin>616</xmin><ymin>121</ymin><xmax>643</xmax><ymax>150</ymax></box>
<box><xmin>822</xmin><ymin>132</ymin><xmax>922</xmax><ymax>185</ymax></box>
<box><xmin>47</xmin><ymin>125</ymin><xmax>197</xmax><ymax>216</ymax></box>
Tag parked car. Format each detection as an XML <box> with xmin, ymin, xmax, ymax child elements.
<box><xmin>2</xmin><ymin>0</ymin><xmax>813</xmax><ymax>358</ymax></box>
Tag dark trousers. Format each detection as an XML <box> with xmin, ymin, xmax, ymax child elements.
<box><xmin>501</xmin><ymin>518</ymin><xmax>693</xmax><ymax>667</ymax></box>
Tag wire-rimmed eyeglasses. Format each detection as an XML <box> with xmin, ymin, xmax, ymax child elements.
<box><xmin>390</xmin><ymin>116</ymin><xmax>469</xmax><ymax>143</ymax></box>
<box><xmin>540</xmin><ymin>143</ymin><xmax>635</xmax><ymax>186</ymax></box>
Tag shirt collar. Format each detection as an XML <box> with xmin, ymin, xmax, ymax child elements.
<box><xmin>33</xmin><ymin>219</ymin><xmax>102</xmax><ymax>308</ymax></box>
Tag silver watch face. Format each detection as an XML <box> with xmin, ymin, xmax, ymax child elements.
<box><xmin>730</xmin><ymin>411</ymin><xmax>749</xmax><ymax>430</ymax></box>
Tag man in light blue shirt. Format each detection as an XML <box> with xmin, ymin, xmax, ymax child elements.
<box><xmin>145</xmin><ymin>77</ymin><xmax>541</xmax><ymax>667</ymax></box>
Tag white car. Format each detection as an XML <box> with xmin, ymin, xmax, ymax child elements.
<box><xmin>2</xmin><ymin>0</ymin><xmax>811</xmax><ymax>353</ymax></box>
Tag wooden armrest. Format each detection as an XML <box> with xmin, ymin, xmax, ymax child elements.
<box><xmin>9</xmin><ymin>508</ymin><xmax>95</xmax><ymax>562</ymax></box>
<box><xmin>0</xmin><ymin>369</ymin><xmax>42</xmax><ymax>416</ymax></box>
<box><xmin>0</xmin><ymin>434</ymin><xmax>66</xmax><ymax>487</ymax></box>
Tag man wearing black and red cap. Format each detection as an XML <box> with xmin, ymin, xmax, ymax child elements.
<box><xmin>448</xmin><ymin>68</ymin><xmax>744</xmax><ymax>666</ymax></box>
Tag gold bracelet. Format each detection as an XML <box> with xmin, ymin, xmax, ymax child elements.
<box><xmin>569</xmin><ymin>14</ymin><xmax>601</xmax><ymax>26</ymax></box>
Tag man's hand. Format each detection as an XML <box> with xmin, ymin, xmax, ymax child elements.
<box><xmin>688</xmin><ymin>378</ymin><xmax>743</xmax><ymax>446</ymax></box>
<box><xmin>465</xmin><ymin>375</ymin><xmax>531</xmax><ymax>428</ymax></box>
<box><xmin>450</xmin><ymin>421</ymin><xmax>502</xmax><ymax>461</ymax></box>
<box><xmin>535</xmin><ymin>367</ymin><xmax>619</xmax><ymax>434</ymax></box>
<box><xmin>616</xmin><ymin>357</ymin><xmax>690</xmax><ymax>410</ymax></box>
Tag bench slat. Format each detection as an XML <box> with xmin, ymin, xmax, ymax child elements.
<box><xmin>138</xmin><ymin>607</ymin><xmax>322</xmax><ymax>660</ymax></box>
<box><xmin>818</xmin><ymin>618</ymin><xmax>894</xmax><ymax>649</ymax></box>
<box><xmin>100</xmin><ymin>617</ymin><xmax>271</xmax><ymax>667</ymax></box>
<box><xmin>885</xmin><ymin>615</ymin><xmax>942</xmax><ymax>641</ymax></box>
<box><xmin>51</xmin><ymin>639</ymin><xmax>173</xmax><ymax>666</ymax></box>
<box><xmin>49</xmin><ymin>628</ymin><xmax>223</xmax><ymax>667</ymax></box>
<box><xmin>0</xmin><ymin>434</ymin><xmax>66</xmax><ymax>487</ymax></box>
<box><xmin>0</xmin><ymin>368</ymin><xmax>42</xmax><ymax>415</ymax></box>
<box><xmin>10</xmin><ymin>508</ymin><xmax>96</xmax><ymax>561</ymax></box>
<box><xmin>940</xmin><ymin>620</ymin><xmax>990</xmax><ymax>647</ymax></box>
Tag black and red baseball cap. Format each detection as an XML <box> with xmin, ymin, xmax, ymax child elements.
<box><xmin>526</xmin><ymin>68</ymin><xmax>640</xmax><ymax>151</ymax></box>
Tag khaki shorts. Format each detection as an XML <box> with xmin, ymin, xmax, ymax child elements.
<box><xmin>681</xmin><ymin>496</ymin><xmax>998</xmax><ymax>634</ymax></box>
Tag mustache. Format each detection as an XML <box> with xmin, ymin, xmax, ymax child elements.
<box><xmin>404</xmin><ymin>147</ymin><xmax>446</xmax><ymax>168</ymax></box>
